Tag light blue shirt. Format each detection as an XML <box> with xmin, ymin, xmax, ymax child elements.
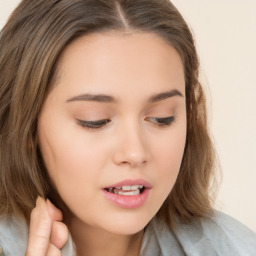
<box><xmin>0</xmin><ymin>211</ymin><xmax>256</xmax><ymax>255</ymax></box>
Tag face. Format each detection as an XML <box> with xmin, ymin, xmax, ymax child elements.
<box><xmin>38</xmin><ymin>32</ymin><xmax>186</xmax><ymax>235</ymax></box>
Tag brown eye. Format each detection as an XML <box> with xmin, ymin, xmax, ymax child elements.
<box><xmin>76</xmin><ymin>119</ymin><xmax>111</xmax><ymax>129</ymax></box>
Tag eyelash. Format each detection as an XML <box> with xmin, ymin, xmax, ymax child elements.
<box><xmin>146</xmin><ymin>116</ymin><xmax>175</xmax><ymax>127</ymax></box>
<box><xmin>76</xmin><ymin>119</ymin><xmax>111</xmax><ymax>129</ymax></box>
<box><xmin>76</xmin><ymin>116</ymin><xmax>175</xmax><ymax>130</ymax></box>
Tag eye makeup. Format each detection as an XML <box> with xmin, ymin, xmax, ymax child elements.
<box><xmin>76</xmin><ymin>115</ymin><xmax>175</xmax><ymax>131</ymax></box>
<box><xmin>146</xmin><ymin>116</ymin><xmax>175</xmax><ymax>127</ymax></box>
<box><xmin>72</xmin><ymin>98</ymin><xmax>179</xmax><ymax>130</ymax></box>
<box><xmin>76</xmin><ymin>119</ymin><xmax>111</xmax><ymax>129</ymax></box>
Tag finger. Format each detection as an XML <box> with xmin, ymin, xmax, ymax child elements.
<box><xmin>47</xmin><ymin>243</ymin><xmax>62</xmax><ymax>256</ymax></box>
<box><xmin>26</xmin><ymin>197</ymin><xmax>52</xmax><ymax>256</ymax></box>
<box><xmin>46</xmin><ymin>199</ymin><xmax>63</xmax><ymax>222</ymax></box>
<box><xmin>50</xmin><ymin>221</ymin><xmax>69</xmax><ymax>249</ymax></box>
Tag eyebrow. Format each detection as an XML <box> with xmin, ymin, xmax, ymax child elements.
<box><xmin>148</xmin><ymin>89</ymin><xmax>183</xmax><ymax>103</ymax></box>
<box><xmin>66</xmin><ymin>94</ymin><xmax>116</xmax><ymax>103</ymax></box>
<box><xmin>66</xmin><ymin>89</ymin><xmax>183</xmax><ymax>103</ymax></box>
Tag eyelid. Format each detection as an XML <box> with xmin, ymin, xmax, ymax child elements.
<box><xmin>76</xmin><ymin>119</ymin><xmax>111</xmax><ymax>129</ymax></box>
<box><xmin>76</xmin><ymin>116</ymin><xmax>175</xmax><ymax>129</ymax></box>
<box><xmin>146</xmin><ymin>116</ymin><xmax>175</xmax><ymax>126</ymax></box>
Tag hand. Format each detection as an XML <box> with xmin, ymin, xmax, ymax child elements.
<box><xmin>26</xmin><ymin>196</ymin><xmax>69</xmax><ymax>256</ymax></box>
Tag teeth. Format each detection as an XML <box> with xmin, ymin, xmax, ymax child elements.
<box><xmin>116</xmin><ymin>189</ymin><xmax>140</xmax><ymax>196</ymax></box>
<box><xmin>122</xmin><ymin>185</ymin><xmax>131</xmax><ymax>191</ymax></box>
<box><xmin>122</xmin><ymin>185</ymin><xmax>144</xmax><ymax>191</ymax></box>
<box><xmin>106</xmin><ymin>185</ymin><xmax>144</xmax><ymax>195</ymax></box>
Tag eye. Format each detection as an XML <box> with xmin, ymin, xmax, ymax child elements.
<box><xmin>76</xmin><ymin>119</ymin><xmax>111</xmax><ymax>129</ymax></box>
<box><xmin>146</xmin><ymin>116</ymin><xmax>175</xmax><ymax>127</ymax></box>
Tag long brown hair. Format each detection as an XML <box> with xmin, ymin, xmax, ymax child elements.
<box><xmin>0</xmin><ymin>0</ymin><xmax>216</xmax><ymax>227</ymax></box>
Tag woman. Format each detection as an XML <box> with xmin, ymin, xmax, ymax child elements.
<box><xmin>0</xmin><ymin>0</ymin><xmax>255</xmax><ymax>255</ymax></box>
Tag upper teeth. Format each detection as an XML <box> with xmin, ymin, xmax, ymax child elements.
<box><xmin>106</xmin><ymin>185</ymin><xmax>144</xmax><ymax>195</ymax></box>
<box><xmin>105</xmin><ymin>185</ymin><xmax>144</xmax><ymax>196</ymax></box>
<box><xmin>119</xmin><ymin>185</ymin><xmax>143</xmax><ymax>191</ymax></box>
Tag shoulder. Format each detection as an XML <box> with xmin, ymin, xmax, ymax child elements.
<box><xmin>142</xmin><ymin>210</ymin><xmax>256</xmax><ymax>256</ymax></box>
<box><xmin>0</xmin><ymin>215</ymin><xmax>28</xmax><ymax>256</ymax></box>
<box><xmin>200</xmin><ymin>210</ymin><xmax>256</xmax><ymax>252</ymax></box>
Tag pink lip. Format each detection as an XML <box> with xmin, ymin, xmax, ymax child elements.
<box><xmin>102</xmin><ymin>179</ymin><xmax>152</xmax><ymax>209</ymax></box>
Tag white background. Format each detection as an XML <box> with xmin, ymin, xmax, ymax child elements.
<box><xmin>1</xmin><ymin>0</ymin><xmax>255</xmax><ymax>232</ymax></box>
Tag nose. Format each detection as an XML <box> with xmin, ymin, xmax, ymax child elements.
<box><xmin>112</xmin><ymin>124</ymin><xmax>150</xmax><ymax>168</ymax></box>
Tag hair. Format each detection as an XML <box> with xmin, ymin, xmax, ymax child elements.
<box><xmin>0</xmin><ymin>0</ymin><xmax>216</xmax><ymax>227</ymax></box>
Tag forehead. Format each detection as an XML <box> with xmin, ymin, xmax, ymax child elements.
<box><xmin>53</xmin><ymin>31</ymin><xmax>185</xmax><ymax>98</ymax></box>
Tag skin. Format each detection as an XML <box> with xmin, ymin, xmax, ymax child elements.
<box><xmin>28</xmin><ymin>31</ymin><xmax>187</xmax><ymax>255</ymax></box>
<box><xmin>26</xmin><ymin>197</ymin><xmax>69</xmax><ymax>255</ymax></box>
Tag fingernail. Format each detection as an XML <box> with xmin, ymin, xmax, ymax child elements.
<box><xmin>46</xmin><ymin>199</ymin><xmax>63</xmax><ymax>221</ymax></box>
<box><xmin>46</xmin><ymin>199</ymin><xmax>55</xmax><ymax>215</ymax></box>
<box><xmin>36</xmin><ymin>196</ymin><xmax>44</xmax><ymax>206</ymax></box>
<box><xmin>46</xmin><ymin>199</ymin><xmax>52</xmax><ymax>208</ymax></box>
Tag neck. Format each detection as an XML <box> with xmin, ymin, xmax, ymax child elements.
<box><xmin>68</xmin><ymin>216</ymin><xmax>144</xmax><ymax>256</ymax></box>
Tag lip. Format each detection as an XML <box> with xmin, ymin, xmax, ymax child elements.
<box><xmin>102</xmin><ymin>179</ymin><xmax>152</xmax><ymax>209</ymax></box>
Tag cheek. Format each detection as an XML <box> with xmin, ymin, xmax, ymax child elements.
<box><xmin>38</xmin><ymin>133</ymin><xmax>100</xmax><ymax>221</ymax></box>
<box><xmin>38</xmin><ymin>124</ymin><xmax>111</xmax><ymax>206</ymax></box>
<box><xmin>153</xmin><ymin>126</ymin><xmax>186</xmax><ymax>192</ymax></box>
<box><xmin>39</xmin><ymin>131</ymin><xmax>103</xmax><ymax>188</ymax></box>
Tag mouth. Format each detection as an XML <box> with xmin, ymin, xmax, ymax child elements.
<box><xmin>102</xmin><ymin>179</ymin><xmax>151</xmax><ymax>208</ymax></box>
<box><xmin>104</xmin><ymin>185</ymin><xmax>145</xmax><ymax>196</ymax></box>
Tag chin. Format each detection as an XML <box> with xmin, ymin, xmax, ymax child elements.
<box><xmin>105</xmin><ymin>223</ymin><xmax>147</xmax><ymax>235</ymax></box>
<box><xmin>98</xmin><ymin>211</ymin><xmax>153</xmax><ymax>235</ymax></box>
